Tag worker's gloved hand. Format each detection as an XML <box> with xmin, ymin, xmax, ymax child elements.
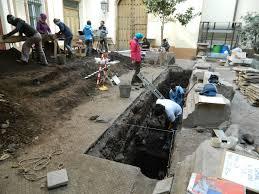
<box><xmin>2</xmin><ymin>35</ymin><xmax>8</xmax><ymax>40</ymax></box>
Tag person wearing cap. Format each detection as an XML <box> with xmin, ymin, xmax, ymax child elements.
<box><xmin>37</xmin><ymin>13</ymin><xmax>51</xmax><ymax>34</ymax></box>
<box><xmin>2</xmin><ymin>14</ymin><xmax>48</xmax><ymax>66</ymax></box>
<box><xmin>53</xmin><ymin>18</ymin><xmax>73</xmax><ymax>57</ymax></box>
<box><xmin>83</xmin><ymin>20</ymin><xmax>94</xmax><ymax>56</ymax></box>
<box><xmin>130</xmin><ymin>33</ymin><xmax>144</xmax><ymax>85</ymax></box>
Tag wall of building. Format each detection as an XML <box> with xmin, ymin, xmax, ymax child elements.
<box><xmin>201</xmin><ymin>0</ymin><xmax>236</xmax><ymax>22</ymax></box>
<box><xmin>235</xmin><ymin>0</ymin><xmax>259</xmax><ymax>22</ymax></box>
<box><xmin>201</xmin><ymin>0</ymin><xmax>259</xmax><ymax>23</ymax></box>
<box><xmin>146</xmin><ymin>0</ymin><xmax>202</xmax><ymax>59</ymax></box>
<box><xmin>79</xmin><ymin>0</ymin><xmax>117</xmax><ymax>43</ymax></box>
<box><xmin>46</xmin><ymin>0</ymin><xmax>64</xmax><ymax>33</ymax></box>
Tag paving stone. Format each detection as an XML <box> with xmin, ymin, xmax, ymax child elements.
<box><xmin>47</xmin><ymin>169</ymin><xmax>68</xmax><ymax>190</ymax></box>
<box><xmin>152</xmin><ymin>177</ymin><xmax>173</xmax><ymax>194</ymax></box>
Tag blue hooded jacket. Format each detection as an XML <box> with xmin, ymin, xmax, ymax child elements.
<box><xmin>83</xmin><ymin>25</ymin><xmax>93</xmax><ymax>41</ymax></box>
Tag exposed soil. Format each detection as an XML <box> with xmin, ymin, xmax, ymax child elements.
<box><xmin>0</xmin><ymin>49</ymin><xmax>131</xmax><ymax>153</ymax></box>
<box><xmin>87</xmin><ymin>68</ymin><xmax>192</xmax><ymax>180</ymax></box>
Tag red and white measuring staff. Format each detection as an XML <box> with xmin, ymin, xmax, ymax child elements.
<box><xmin>96</xmin><ymin>54</ymin><xmax>109</xmax><ymax>85</ymax></box>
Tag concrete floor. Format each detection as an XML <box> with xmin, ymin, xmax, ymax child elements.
<box><xmin>0</xmin><ymin>66</ymin><xmax>164</xmax><ymax>194</ymax></box>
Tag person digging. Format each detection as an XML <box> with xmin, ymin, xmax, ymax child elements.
<box><xmin>2</xmin><ymin>14</ymin><xmax>48</xmax><ymax>66</ymax></box>
<box><xmin>154</xmin><ymin>98</ymin><xmax>182</xmax><ymax>150</ymax></box>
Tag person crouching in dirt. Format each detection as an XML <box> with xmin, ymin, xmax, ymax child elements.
<box><xmin>154</xmin><ymin>99</ymin><xmax>182</xmax><ymax>150</ymax></box>
<box><xmin>154</xmin><ymin>99</ymin><xmax>182</xmax><ymax>131</ymax></box>
<box><xmin>169</xmin><ymin>83</ymin><xmax>185</xmax><ymax>108</ymax></box>
<box><xmin>2</xmin><ymin>14</ymin><xmax>48</xmax><ymax>66</ymax></box>
<box><xmin>53</xmin><ymin>18</ymin><xmax>73</xmax><ymax>57</ymax></box>
<box><xmin>130</xmin><ymin>33</ymin><xmax>144</xmax><ymax>85</ymax></box>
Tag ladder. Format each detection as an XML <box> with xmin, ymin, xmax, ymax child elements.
<box><xmin>137</xmin><ymin>72</ymin><xmax>165</xmax><ymax>99</ymax></box>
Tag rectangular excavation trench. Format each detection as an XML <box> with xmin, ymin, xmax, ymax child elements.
<box><xmin>86</xmin><ymin>68</ymin><xmax>192</xmax><ymax>180</ymax></box>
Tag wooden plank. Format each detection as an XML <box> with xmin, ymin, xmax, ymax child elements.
<box><xmin>0</xmin><ymin>35</ymin><xmax>26</xmax><ymax>43</ymax></box>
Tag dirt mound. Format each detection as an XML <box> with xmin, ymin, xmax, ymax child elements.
<box><xmin>0</xmin><ymin>52</ymin><xmax>131</xmax><ymax>153</ymax></box>
<box><xmin>0</xmin><ymin>94</ymin><xmax>40</xmax><ymax>151</ymax></box>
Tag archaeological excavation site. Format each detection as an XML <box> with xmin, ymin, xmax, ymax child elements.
<box><xmin>86</xmin><ymin>68</ymin><xmax>192</xmax><ymax>180</ymax></box>
<box><xmin>1</xmin><ymin>0</ymin><xmax>259</xmax><ymax>193</ymax></box>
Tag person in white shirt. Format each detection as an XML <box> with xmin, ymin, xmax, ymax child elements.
<box><xmin>154</xmin><ymin>99</ymin><xmax>182</xmax><ymax>130</ymax></box>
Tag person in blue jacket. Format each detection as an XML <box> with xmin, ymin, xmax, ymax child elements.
<box><xmin>53</xmin><ymin>18</ymin><xmax>73</xmax><ymax>57</ymax></box>
<box><xmin>83</xmin><ymin>20</ymin><xmax>94</xmax><ymax>56</ymax></box>
<box><xmin>169</xmin><ymin>83</ymin><xmax>185</xmax><ymax>107</ymax></box>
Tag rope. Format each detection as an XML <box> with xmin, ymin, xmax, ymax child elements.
<box><xmin>118</xmin><ymin>123</ymin><xmax>173</xmax><ymax>133</ymax></box>
<box><xmin>14</xmin><ymin>149</ymin><xmax>63</xmax><ymax>182</ymax></box>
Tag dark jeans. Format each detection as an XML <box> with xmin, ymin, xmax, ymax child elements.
<box><xmin>131</xmin><ymin>61</ymin><xmax>142</xmax><ymax>84</ymax></box>
<box><xmin>100</xmin><ymin>38</ymin><xmax>108</xmax><ymax>52</ymax></box>
<box><xmin>64</xmin><ymin>36</ymin><xmax>73</xmax><ymax>55</ymax></box>
<box><xmin>85</xmin><ymin>39</ymin><xmax>93</xmax><ymax>55</ymax></box>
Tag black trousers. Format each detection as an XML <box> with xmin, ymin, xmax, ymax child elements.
<box><xmin>131</xmin><ymin>61</ymin><xmax>142</xmax><ymax>84</ymax></box>
<box><xmin>100</xmin><ymin>38</ymin><xmax>108</xmax><ymax>52</ymax></box>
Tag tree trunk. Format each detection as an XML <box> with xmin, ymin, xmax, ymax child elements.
<box><xmin>161</xmin><ymin>16</ymin><xmax>165</xmax><ymax>46</ymax></box>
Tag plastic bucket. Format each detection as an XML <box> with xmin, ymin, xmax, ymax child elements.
<box><xmin>119</xmin><ymin>85</ymin><xmax>131</xmax><ymax>98</ymax></box>
<box><xmin>56</xmin><ymin>54</ymin><xmax>66</xmax><ymax>65</ymax></box>
<box><xmin>212</xmin><ymin>45</ymin><xmax>222</xmax><ymax>53</ymax></box>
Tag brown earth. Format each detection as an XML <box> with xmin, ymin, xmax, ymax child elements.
<box><xmin>0</xmin><ymin>49</ymin><xmax>132</xmax><ymax>153</ymax></box>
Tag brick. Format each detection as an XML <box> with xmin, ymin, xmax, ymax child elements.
<box><xmin>47</xmin><ymin>169</ymin><xmax>68</xmax><ymax>190</ymax></box>
<box><xmin>152</xmin><ymin>177</ymin><xmax>173</xmax><ymax>194</ymax></box>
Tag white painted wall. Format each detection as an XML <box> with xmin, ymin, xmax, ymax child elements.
<box><xmin>201</xmin><ymin>0</ymin><xmax>236</xmax><ymax>22</ymax></box>
<box><xmin>201</xmin><ymin>0</ymin><xmax>259</xmax><ymax>23</ymax></box>
<box><xmin>0</xmin><ymin>0</ymin><xmax>13</xmax><ymax>34</ymax></box>
<box><xmin>79</xmin><ymin>0</ymin><xmax>117</xmax><ymax>43</ymax></box>
<box><xmin>147</xmin><ymin>0</ymin><xmax>203</xmax><ymax>48</ymax></box>
<box><xmin>46</xmin><ymin>0</ymin><xmax>64</xmax><ymax>33</ymax></box>
<box><xmin>235</xmin><ymin>0</ymin><xmax>259</xmax><ymax>22</ymax></box>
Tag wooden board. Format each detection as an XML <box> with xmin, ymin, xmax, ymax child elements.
<box><xmin>0</xmin><ymin>35</ymin><xmax>26</xmax><ymax>43</ymax></box>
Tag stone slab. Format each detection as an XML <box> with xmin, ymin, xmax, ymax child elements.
<box><xmin>47</xmin><ymin>169</ymin><xmax>68</xmax><ymax>190</ymax></box>
<box><xmin>152</xmin><ymin>177</ymin><xmax>173</xmax><ymax>194</ymax></box>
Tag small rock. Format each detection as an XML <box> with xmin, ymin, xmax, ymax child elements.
<box><xmin>241</xmin><ymin>134</ymin><xmax>254</xmax><ymax>145</ymax></box>
<box><xmin>115</xmin><ymin>154</ymin><xmax>124</xmax><ymax>161</ymax></box>
<box><xmin>1</xmin><ymin>120</ymin><xmax>10</xmax><ymax>129</ymax></box>
<box><xmin>4</xmin><ymin>175</ymin><xmax>8</xmax><ymax>179</ymax></box>
<box><xmin>7</xmin><ymin>143</ymin><xmax>17</xmax><ymax>153</ymax></box>
<box><xmin>34</xmin><ymin>136</ymin><xmax>39</xmax><ymax>141</ymax></box>
<box><xmin>89</xmin><ymin>115</ymin><xmax>99</xmax><ymax>121</ymax></box>
<box><xmin>1</xmin><ymin>129</ymin><xmax>6</xmax><ymax>134</ymax></box>
<box><xmin>95</xmin><ymin>117</ymin><xmax>111</xmax><ymax>123</ymax></box>
<box><xmin>195</xmin><ymin>126</ymin><xmax>205</xmax><ymax>133</ymax></box>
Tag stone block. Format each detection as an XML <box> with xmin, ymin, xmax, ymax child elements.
<box><xmin>47</xmin><ymin>169</ymin><xmax>68</xmax><ymax>190</ymax></box>
<box><xmin>152</xmin><ymin>177</ymin><xmax>173</xmax><ymax>194</ymax></box>
<box><xmin>183</xmin><ymin>93</ymin><xmax>231</xmax><ymax>128</ymax></box>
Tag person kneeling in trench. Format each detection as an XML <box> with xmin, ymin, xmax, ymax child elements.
<box><xmin>154</xmin><ymin>99</ymin><xmax>182</xmax><ymax>150</ymax></box>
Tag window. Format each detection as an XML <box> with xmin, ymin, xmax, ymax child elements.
<box><xmin>28</xmin><ymin>0</ymin><xmax>43</xmax><ymax>28</ymax></box>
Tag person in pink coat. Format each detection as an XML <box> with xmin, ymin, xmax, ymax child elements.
<box><xmin>130</xmin><ymin>33</ymin><xmax>144</xmax><ymax>85</ymax></box>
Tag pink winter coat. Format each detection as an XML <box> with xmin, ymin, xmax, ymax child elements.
<box><xmin>130</xmin><ymin>38</ymin><xmax>141</xmax><ymax>62</ymax></box>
